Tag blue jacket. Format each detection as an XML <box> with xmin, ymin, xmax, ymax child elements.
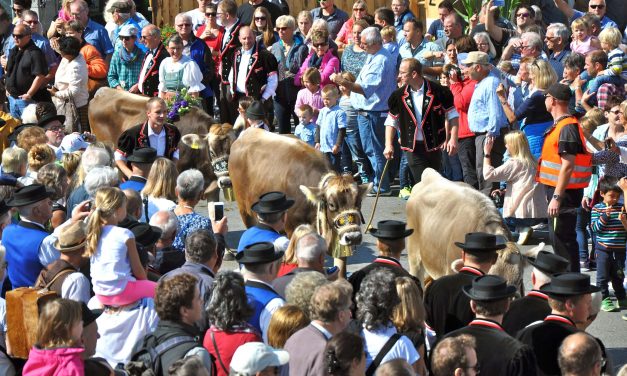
<box><xmin>4</xmin><ymin>221</ymin><xmax>48</xmax><ymax>288</ymax></box>
<box><xmin>237</xmin><ymin>224</ymin><xmax>283</xmax><ymax>252</ymax></box>
<box><xmin>188</xmin><ymin>37</ymin><xmax>214</xmax><ymax>97</ymax></box>
<box><xmin>245</xmin><ymin>280</ymin><xmax>282</xmax><ymax>334</ymax></box>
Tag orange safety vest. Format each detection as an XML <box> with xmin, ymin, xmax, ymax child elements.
<box><xmin>537</xmin><ymin>116</ymin><xmax>592</xmax><ymax>189</ymax></box>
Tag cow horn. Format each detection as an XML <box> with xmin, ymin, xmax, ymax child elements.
<box><xmin>319</xmin><ymin>173</ymin><xmax>336</xmax><ymax>189</ymax></box>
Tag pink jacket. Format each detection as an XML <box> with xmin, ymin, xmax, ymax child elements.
<box><xmin>23</xmin><ymin>347</ymin><xmax>85</xmax><ymax>376</ymax></box>
<box><xmin>294</xmin><ymin>50</ymin><xmax>340</xmax><ymax>87</ymax></box>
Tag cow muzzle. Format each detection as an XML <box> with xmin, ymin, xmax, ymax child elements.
<box><xmin>333</xmin><ymin>210</ymin><xmax>363</xmax><ymax>246</ymax></box>
<box><xmin>212</xmin><ymin>156</ymin><xmax>229</xmax><ymax>178</ymax></box>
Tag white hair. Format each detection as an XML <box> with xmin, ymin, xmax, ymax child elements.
<box><xmin>149</xmin><ymin>210</ymin><xmax>179</xmax><ymax>238</ymax></box>
<box><xmin>296</xmin><ymin>232</ymin><xmax>326</xmax><ymax>261</ymax></box>
<box><xmin>84</xmin><ymin>166</ymin><xmax>119</xmax><ymax>196</ymax></box>
<box><xmin>175</xmin><ymin>13</ymin><xmax>192</xmax><ymax>24</ymax></box>
<box><xmin>361</xmin><ymin>26</ymin><xmax>382</xmax><ymax>46</ymax></box>
<box><xmin>176</xmin><ymin>169</ymin><xmax>205</xmax><ymax>201</ymax></box>
<box><xmin>21</xmin><ymin>104</ymin><xmax>38</xmax><ymax>124</ymax></box>
<box><xmin>81</xmin><ymin>146</ymin><xmax>111</xmax><ymax>174</ymax></box>
<box><xmin>547</xmin><ymin>23</ymin><xmax>570</xmax><ymax>41</ymax></box>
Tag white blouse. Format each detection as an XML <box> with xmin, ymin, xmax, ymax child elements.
<box><xmin>158</xmin><ymin>55</ymin><xmax>205</xmax><ymax>93</ymax></box>
<box><xmin>54</xmin><ymin>53</ymin><xmax>90</xmax><ymax>107</ymax></box>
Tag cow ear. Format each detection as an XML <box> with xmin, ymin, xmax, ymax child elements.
<box><xmin>300</xmin><ymin>185</ymin><xmax>323</xmax><ymax>203</ymax></box>
<box><xmin>358</xmin><ymin>183</ymin><xmax>373</xmax><ymax>199</ymax></box>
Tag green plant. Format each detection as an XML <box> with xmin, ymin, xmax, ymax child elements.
<box><xmin>165</xmin><ymin>88</ymin><xmax>202</xmax><ymax>122</ymax></box>
<box><xmin>161</xmin><ymin>24</ymin><xmax>176</xmax><ymax>43</ymax></box>
<box><xmin>455</xmin><ymin>0</ymin><xmax>521</xmax><ymax>31</ymax></box>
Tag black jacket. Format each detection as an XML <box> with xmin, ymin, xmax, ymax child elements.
<box><xmin>150</xmin><ymin>320</ymin><xmax>204</xmax><ymax>376</ymax></box>
<box><xmin>502</xmin><ymin>290</ymin><xmax>551</xmax><ymax>336</ymax></box>
<box><xmin>387</xmin><ymin>80</ymin><xmax>454</xmax><ymax>152</ymax></box>
<box><xmin>139</xmin><ymin>42</ymin><xmax>169</xmax><ymax>97</ymax></box>
<box><xmin>230</xmin><ymin>44</ymin><xmax>278</xmax><ymax>100</ymax></box>
<box><xmin>219</xmin><ymin>21</ymin><xmax>242</xmax><ymax>80</ymax></box>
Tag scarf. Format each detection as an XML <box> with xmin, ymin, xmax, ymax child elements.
<box><xmin>120</xmin><ymin>46</ymin><xmax>140</xmax><ymax>63</ymax></box>
<box><xmin>309</xmin><ymin>52</ymin><xmax>323</xmax><ymax>69</ymax></box>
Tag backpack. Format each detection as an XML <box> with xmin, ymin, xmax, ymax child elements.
<box><xmin>125</xmin><ymin>334</ymin><xmax>201</xmax><ymax>376</ymax></box>
<box><xmin>5</xmin><ymin>270</ymin><xmax>73</xmax><ymax>359</ymax></box>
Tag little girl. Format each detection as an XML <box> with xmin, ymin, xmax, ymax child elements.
<box><xmin>294</xmin><ymin>68</ymin><xmax>324</xmax><ymax>124</ymax></box>
<box><xmin>570</xmin><ymin>18</ymin><xmax>601</xmax><ymax>56</ymax></box>
<box><xmin>338</xmin><ymin>71</ymin><xmax>370</xmax><ymax>183</ymax></box>
<box><xmin>23</xmin><ymin>299</ymin><xmax>84</xmax><ymax>375</ymax></box>
<box><xmin>86</xmin><ymin>187</ymin><xmax>155</xmax><ymax>306</ymax></box>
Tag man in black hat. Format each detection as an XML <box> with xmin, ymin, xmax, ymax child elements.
<box><xmin>237</xmin><ymin>241</ymin><xmax>285</xmax><ymax>342</ymax></box>
<box><xmin>81</xmin><ymin>303</ymin><xmax>115</xmax><ymax>375</ymax></box>
<box><xmin>348</xmin><ymin>220</ymin><xmax>419</xmax><ymax>299</ymax></box>
<box><xmin>129</xmin><ymin>222</ymin><xmax>162</xmax><ymax>281</ymax></box>
<box><xmin>237</xmin><ymin>191</ymin><xmax>294</xmax><ymax>254</ymax></box>
<box><xmin>3</xmin><ymin>184</ymin><xmax>54</xmax><ymax>288</ymax></box>
<box><xmin>517</xmin><ymin>273</ymin><xmax>601</xmax><ymax>376</ymax></box>
<box><xmin>245</xmin><ymin>100</ymin><xmax>271</xmax><ymax>131</ymax></box>
<box><xmin>38</xmin><ymin>111</ymin><xmax>66</xmax><ymax>160</ymax></box>
<box><xmin>539</xmin><ymin>82</ymin><xmax>592</xmax><ymax>272</ymax></box>
<box><xmin>502</xmin><ymin>251</ymin><xmax>570</xmax><ymax>335</ymax></box>
<box><xmin>440</xmin><ymin>275</ymin><xmax>537</xmax><ymax>376</ymax></box>
<box><xmin>424</xmin><ymin>232</ymin><xmax>502</xmax><ymax>338</ymax></box>
<box><xmin>119</xmin><ymin>147</ymin><xmax>157</xmax><ymax>193</ymax></box>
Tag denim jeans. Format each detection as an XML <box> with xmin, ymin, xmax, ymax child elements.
<box><xmin>441</xmin><ymin>150</ymin><xmax>464</xmax><ymax>181</ymax></box>
<box><xmin>341</xmin><ymin>123</ymin><xmax>371</xmax><ymax>181</ymax></box>
<box><xmin>576</xmin><ymin>207</ymin><xmax>592</xmax><ymax>263</ymax></box>
<box><xmin>595</xmin><ymin>249</ymin><xmax>626</xmax><ymax>299</ymax></box>
<box><xmin>399</xmin><ymin>152</ymin><xmax>413</xmax><ymax>188</ymax></box>
<box><xmin>358</xmin><ymin>111</ymin><xmax>389</xmax><ymax>192</ymax></box>
<box><xmin>8</xmin><ymin>96</ymin><xmax>33</xmax><ymax>119</ymax></box>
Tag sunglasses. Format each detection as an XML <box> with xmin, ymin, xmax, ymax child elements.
<box><xmin>313</xmin><ymin>42</ymin><xmax>328</xmax><ymax>47</ymax></box>
<box><xmin>24</xmin><ymin>20</ymin><xmax>39</xmax><ymax>24</ymax></box>
<box><xmin>276</xmin><ymin>27</ymin><xmax>289</xmax><ymax>31</ymax></box>
<box><xmin>177</xmin><ymin>23</ymin><xmax>192</xmax><ymax>27</ymax></box>
<box><xmin>353</xmin><ymin>8</ymin><xmax>365</xmax><ymax>11</ymax></box>
<box><xmin>589</xmin><ymin>4</ymin><xmax>605</xmax><ymax>9</ymax></box>
<box><xmin>254</xmin><ymin>17</ymin><xmax>266</xmax><ymax>21</ymax></box>
<box><xmin>516</xmin><ymin>12</ymin><xmax>530</xmax><ymax>18</ymax></box>
<box><xmin>119</xmin><ymin>36</ymin><xmax>134</xmax><ymax>41</ymax></box>
<box><xmin>12</xmin><ymin>34</ymin><xmax>26</xmax><ymax>39</ymax></box>
<box><xmin>205</xmin><ymin>12</ymin><xmax>216</xmax><ymax>16</ymax></box>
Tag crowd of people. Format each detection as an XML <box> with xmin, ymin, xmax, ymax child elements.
<box><xmin>0</xmin><ymin>0</ymin><xmax>627</xmax><ymax>374</ymax></box>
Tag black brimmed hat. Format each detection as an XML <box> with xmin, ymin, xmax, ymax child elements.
<box><xmin>6</xmin><ymin>184</ymin><xmax>54</xmax><ymax>207</ymax></box>
<box><xmin>462</xmin><ymin>275</ymin><xmax>517</xmax><ymax>301</ymax></box>
<box><xmin>0</xmin><ymin>200</ymin><xmax>9</xmax><ymax>217</ymax></box>
<box><xmin>454</xmin><ymin>232</ymin><xmax>507</xmax><ymax>252</ymax></box>
<box><xmin>369</xmin><ymin>220</ymin><xmax>413</xmax><ymax>239</ymax></box>
<box><xmin>251</xmin><ymin>191</ymin><xmax>294</xmax><ymax>214</ymax></box>
<box><xmin>540</xmin><ymin>272</ymin><xmax>601</xmax><ymax>297</ymax></box>
<box><xmin>236</xmin><ymin>241</ymin><xmax>284</xmax><ymax>265</ymax></box>
<box><xmin>129</xmin><ymin>222</ymin><xmax>162</xmax><ymax>247</ymax></box>
<box><xmin>246</xmin><ymin>101</ymin><xmax>266</xmax><ymax>121</ymax></box>
<box><xmin>81</xmin><ymin>303</ymin><xmax>102</xmax><ymax>327</ymax></box>
<box><xmin>528</xmin><ymin>251</ymin><xmax>570</xmax><ymax>276</ymax></box>
<box><xmin>37</xmin><ymin>113</ymin><xmax>66</xmax><ymax>129</ymax></box>
<box><xmin>127</xmin><ymin>147</ymin><xmax>157</xmax><ymax>164</ymax></box>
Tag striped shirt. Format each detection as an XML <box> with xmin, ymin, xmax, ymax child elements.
<box><xmin>591</xmin><ymin>202</ymin><xmax>627</xmax><ymax>251</ymax></box>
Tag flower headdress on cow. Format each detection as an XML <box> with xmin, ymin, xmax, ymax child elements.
<box><xmin>166</xmin><ymin>88</ymin><xmax>202</xmax><ymax>122</ymax></box>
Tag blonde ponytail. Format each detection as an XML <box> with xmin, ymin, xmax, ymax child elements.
<box><xmin>84</xmin><ymin>187</ymin><xmax>127</xmax><ymax>257</ymax></box>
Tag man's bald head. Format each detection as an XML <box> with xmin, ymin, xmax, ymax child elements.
<box><xmin>14</xmin><ymin>24</ymin><xmax>31</xmax><ymax>35</ymax></box>
<box><xmin>558</xmin><ymin>332</ymin><xmax>603</xmax><ymax>376</ymax></box>
<box><xmin>239</xmin><ymin>26</ymin><xmax>255</xmax><ymax>50</ymax></box>
<box><xmin>13</xmin><ymin>24</ymin><xmax>32</xmax><ymax>48</ymax></box>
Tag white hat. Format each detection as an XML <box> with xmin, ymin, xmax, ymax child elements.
<box><xmin>118</xmin><ymin>24</ymin><xmax>138</xmax><ymax>37</ymax></box>
<box><xmin>60</xmin><ymin>133</ymin><xmax>90</xmax><ymax>153</ymax></box>
<box><xmin>230</xmin><ymin>342</ymin><xmax>289</xmax><ymax>374</ymax></box>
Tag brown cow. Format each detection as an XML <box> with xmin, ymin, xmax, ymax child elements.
<box><xmin>88</xmin><ymin>87</ymin><xmax>213</xmax><ymax>143</ymax></box>
<box><xmin>406</xmin><ymin>168</ymin><xmax>544</xmax><ymax>291</ymax></box>
<box><xmin>228</xmin><ymin>129</ymin><xmax>372</xmax><ymax>273</ymax></box>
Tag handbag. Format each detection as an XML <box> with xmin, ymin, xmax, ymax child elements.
<box><xmin>56</xmin><ymin>91</ymin><xmax>81</xmax><ymax>133</ymax></box>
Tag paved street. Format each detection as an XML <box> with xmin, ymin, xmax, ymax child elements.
<box><xmin>206</xmin><ymin>191</ymin><xmax>626</xmax><ymax>373</ymax></box>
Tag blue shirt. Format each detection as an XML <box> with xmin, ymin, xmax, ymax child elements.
<box><xmin>85</xmin><ymin>18</ymin><xmax>114</xmax><ymax>57</ymax></box>
<box><xmin>295</xmin><ymin>122</ymin><xmax>316</xmax><ymax>146</ymax></box>
<box><xmin>572</xmin><ymin>10</ymin><xmax>618</xmax><ymax>29</ymax></box>
<box><xmin>399</xmin><ymin>37</ymin><xmax>443</xmax><ymax>79</ymax></box>
<box><xmin>4</xmin><ymin>33</ymin><xmax>58</xmax><ymax>68</ymax></box>
<box><xmin>468</xmin><ymin>69</ymin><xmax>508</xmax><ymax>136</ymax></box>
<box><xmin>548</xmin><ymin>49</ymin><xmax>570</xmax><ymax>79</ymax></box>
<box><xmin>427</xmin><ymin>19</ymin><xmax>446</xmax><ymax>40</ymax></box>
<box><xmin>350</xmin><ymin>47</ymin><xmax>397</xmax><ymax>112</ymax></box>
<box><xmin>317</xmin><ymin>104</ymin><xmax>346</xmax><ymax>152</ymax></box>
<box><xmin>112</xmin><ymin>18</ymin><xmax>147</xmax><ymax>53</ymax></box>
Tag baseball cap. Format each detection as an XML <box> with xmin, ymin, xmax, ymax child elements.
<box><xmin>461</xmin><ymin>51</ymin><xmax>489</xmax><ymax>66</ymax></box>
<box><xmin>546</xmin><ymin>83</ymin><xmax>572</xmax><ymax>102</ymax></box>
<box><xmin>60</xmin><ymin>133</ymin><xmax>91</xmax><ymax>153</ymax></box>
<box><xmin>230</xmin><ymin>342</ymin><xmax>289</xmax><ymax>374</ymax></box>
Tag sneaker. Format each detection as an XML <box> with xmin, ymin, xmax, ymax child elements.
<box><xmin>516</xmin><ymin>226</ymin><xmax>533</xmax><ymax>245</ymax></box>
<box><xmin>618</xmin><ymin>298</ymin><xmax>627</xmax><ymax>309</ymax></box>
<box><xmin>366</xmin><ymin>189</ymin><xmax>392</xmax><ymax>197</ymax></box>
<box><xmin>580</xmin><ymin>261</ymin><xmax>590</xmax><ymax>272</ymax></box>
<box><xmin>601</xmin><ymin>297</ymin><xmax>619</xmax><ymax>312</ymax></box>
<box><xmin>398</xmin><ymin>187</ymin><xmax>412</xmax><ymax>200</ymax></box>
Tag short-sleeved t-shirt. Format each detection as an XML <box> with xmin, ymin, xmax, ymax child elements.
<box><xmin>558</xmin><ymin>123</ymin><xmax>585</xmax><ymax>155</ymax></box>
<box><xmin>90</xmin><ymin>225</ymin><xmax>135</xmax><ymax>296</ymax></box>
<box><xmin>362</xmin><ymin>325</ymin><xmax>420</xmax><ymax>368</ymax></box>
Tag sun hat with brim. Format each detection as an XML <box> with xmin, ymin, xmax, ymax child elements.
<box><xmin>462</xmin><ymin>275</ymin><xmax>517</xmax><ymax>301</ymax></box>
<box><xmin>230</xmin><ymin>342</ymin><xmax>289</xmax><ymax>374</ymax></box>
<box><xmin>251</xmin><ymin>191</ymin><xmax>294</xmax><ymax>214</ymax></box>
<box><xmin>369</xmin><ymin>220</ymin><xmax>413</xmax><ymax>239</ymax></box>
<box><xmin>540</xmin><ymin>272</ymin><xmax>601</xmax><ymax>297</ymax></box>
<box><xmin>37</xmin><ymin>113</ymin><xmax>66</xmax><ymax>129</ymax></box>
<box><xmin>6</xmin><ymin>184</ymin><xmax>54</xmax><ymax>207</ymax></box>
<box><xmin>528</xmin><ymin>251</ymin><xmax>570</xmax><ymax>276</ymax></box>
<box><xmin>454</xmin><ymin>232</ymin><xmax>507</xmax><ymax>252</ymax></box>
<box><xmin>246</xmin><ymin>101</ymin><xmax>266</xmax><ymax>121</ymax></box>
<box><xmin>127</xmin><ymin>147</ymin><xmax>157</xmax><ymax>164</ymax></box>
<box><xmin>129</xmin><ymin>222</ymin><xmax>162</xmax><ymax>247</ymax></box>
<box><xmin>54</xmin><ymin>221</ymin><xmax>87</xmax><ymax>253</ymax></box>
<box><xmin>118</xmin><ymin>24</ymin><xmax>138</xmax><ymax>37</ymax></box>
<box><xmin>461</xmin><ymin>51</ymin><xmax>489</xmax><ymax>66</ymax></box>
<box><xmin>236</xmin><ymin>241</ymin><xmax>285</xmax><ymax>265</ymax></box>
<box><xmin>81</xmin><ymin>303</ymin><xmax>103</xmax><ymax>327</ymax></box>
<box><xmin>8</xmin><ymin>123</ymin><xmax>36</xmax><ymax>144</ymax></box>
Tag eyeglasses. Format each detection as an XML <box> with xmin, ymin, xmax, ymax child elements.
<box><xmin>176</xmin><ymin>23</ymin><xmax>192</xmax><ymax>27</ymax></box>
<box><xmin>589</xmin><ymin>4</ymin><xmax>605</xmax><ymax>9</ymax></box>
<box><xmin>353</xmin><ymin>8</ymin><xmax>365</xmax><ymax>11</ymax></box>
<box><xmin>119</xmin><ymin>36</ymin><xmax>134</xmax><ymax>41</ymax></box>
<box><xmin>313</xmin><ymin>42</ymin><xmax>328</xmax><ymax>48</ymax></box>
<box><xmin>609</xmin><ymin>109</ymin><xmax>621</xmax><ymax>115</ymax></box>
<box><xmin>521</xmin><ymin>44</ymin><xmax>531</xmax><ymax>49</ymax></box>
<box><xmin>46</xmin><ymin>126</ymin><xmax>64</xmax><ymax>132</ymax></box>
<box><xmin>205</xmin><ymin>12</ymin><xmax>216</xmax><ymax>16</ymax></box>
<box><xmin>516</xmin><ymin>12</ymin><xmax>530</xmax><ymax>18</ymax></box>
<box><xmin>140</xmin><ymin>35</ymin><xmax>150</xmax><ymax>39</ymax></box>
<box><xmin>477</xmin><ymin>42</ymin><xmax>488</xmax><ymax>47</ymax></box>
<box><xmin>254</xmin><ymin>16</ymin><xmax>266</xmax><ymax>21</ymax></box>
<box><xmin>12</xmin><ymin>34</ymin><xmax>26</xmax><ymax>39</ymax></box>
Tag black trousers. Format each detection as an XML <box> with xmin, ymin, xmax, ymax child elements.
<box><xmin>475</xmin><ymin>132</ymin><xmax>507</xmax><ymax>195</ymax></box>
<box><xmin>218</xmin><ymin>83</ymin><xmax>237</xmax><ymax>125</ymax></box>
<box><xmin>405</xmin><ymin>143</ymin><xmax>442</xmax><ymax>183</ymax></box>
<box><xmin>545</xmin><ymin>185</ymin><xmax>583</xmax><ymax>272</ymax></box>
<box><xmin>457</xmin><ymin>136</ymin><xmax>478</xmax><ymax>188</ymax></box>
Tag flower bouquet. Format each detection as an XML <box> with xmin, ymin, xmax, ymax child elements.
<box><xmin>165</xmin><ymin>88</ymin><xmax>201</xmax><ymax>122</ymax></box>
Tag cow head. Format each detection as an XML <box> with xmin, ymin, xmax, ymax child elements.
<box><xmin>206</xmin><ymin>123</ymin><xmax>236</xmax><ymax>188</ymax></box>
<box><xmin>490</xmin><ymin>242</ymin><xmax>546</xmax><ymax>296</ymax></box>
<box><xmin>300</xmin><ymin>173</ymin><xmax>372</xmax><ymax>246</ymax></box>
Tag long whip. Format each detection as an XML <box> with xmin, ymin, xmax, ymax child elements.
<box><xmin>365</xmin><ymin>159</ymin><xmax>391</xmax><ymax>232</ymax></box>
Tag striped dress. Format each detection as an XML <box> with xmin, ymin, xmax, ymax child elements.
<box><xmin>590</xmin><ymin>202</ymin><xmax>627</xmax><ymax>251</ymax></box>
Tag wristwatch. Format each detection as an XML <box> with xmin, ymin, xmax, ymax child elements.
<box><xmin>552</xmin><ymin>194</ymin><xmax>561</xmax><ymax>202</ymax></box>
